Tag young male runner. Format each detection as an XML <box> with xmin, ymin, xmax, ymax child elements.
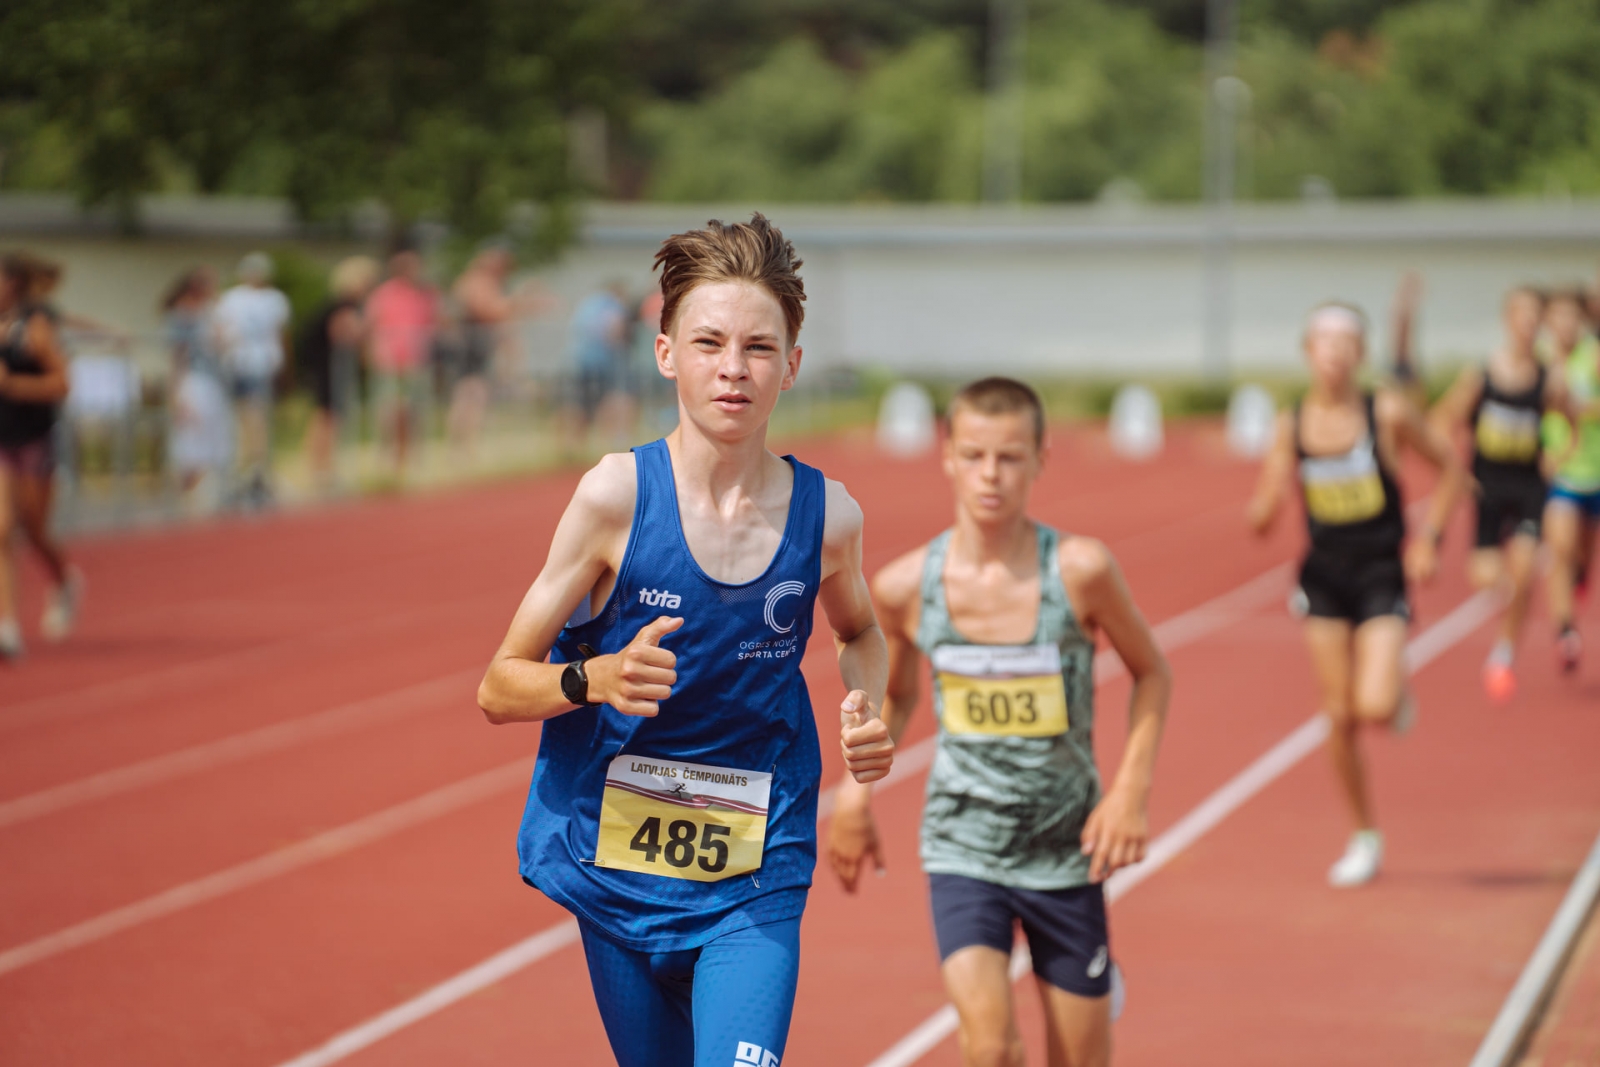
<box><xmin>478</xmin><ymin>214</ymin><xmax>893</xmax><ymax>1067</ymax></box>
<box><xmin>1430</xmin><ymin>287</ymin><xmax>1573</xmax><ymax>700</ymax></box>
<box><xmin>828</xmin><ymin>377</ymin><xmax>1171</xmax><ymax>1067</ymax></box>
<box><xmin>1539</xmin><ymin>287</ymin><xmax>1600</xmax><ymax>672</ymax></box>
<box><xmin>1247</xmin><ymin>303</ymin><xmax>1464</xmax><ymax>887</ymax></box>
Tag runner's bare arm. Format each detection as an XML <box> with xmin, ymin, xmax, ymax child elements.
<box><xmin>819</xmin><ymin>479</ymin><xmax>893</xmax><ymax>786</ymax></box>
<box><xmin>1381</xmin><ymin>387</ymin><xmax>1466</xmax><ymax>582</ymax></box>
<box><xmin>0</xmin><ymin>313</ymin><xmax>70</xmax><ymax>403</ymax></box>
<box><xmin>1062</xmin><ymin>538</ymin><xmax>1172</xmax><ymax>884</ymax></box>
<box><xmin>827</xmin><ymin>545</ymin><xmax>925</xmax><ymax>892</ymax></box>
<box><xmin>1427</xmin><ymin>366</ymin><xmax>1485</xmax><ymax>445</ymax></box>
<box><xmin>1245</xmin><ymin>411</ymin><xmax>1296</xmax><ymax>535</ymax></box>
<box><xmin>1542</xmin><ymin>374</ymin><xmax>1582</xmax><ymax>478</ymax></box>
<box><xmin>478</xmin><ymin>454</ymin><xmax>683</xmax><ymax>723</ymax></box>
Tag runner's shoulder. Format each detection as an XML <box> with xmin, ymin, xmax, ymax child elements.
<box><xmin>569</xmin><ymin>451</ymin><xmax>638</xmax><ymax>533</ymax></box>
<box><xmin>1057</xmin><ymin>534</ymin><xmax>1114</xmax><ymax>587</ymax></box>
<box><xmin>1373</xmin><ymin>384</ymin><xmax>1419</xmax><ymax>428</ymax></box>
<box><xmin>821</xmin><ymin>476</ymin><xmax>864</xmax><ymax>551</ymax></box>
<box><xmin>871</xmin><ymin>544</ymin><xmax>929</xmax><ymax>619</ymax></box>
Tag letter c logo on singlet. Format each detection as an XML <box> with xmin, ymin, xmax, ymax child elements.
<box><xmin>763</xmin><ymin>581</ymin><xmax>806</xmax><ymax>634</ymax></box>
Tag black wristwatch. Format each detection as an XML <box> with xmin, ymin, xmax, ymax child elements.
<box><xmin>560</xmin><ymin>644</ymin><xmax>600</xmax><ymax>707</ymax></box>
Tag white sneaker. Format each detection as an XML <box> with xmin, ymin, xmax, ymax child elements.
<box><xmin>1328</xmin><ymin>830</ymin><xmax>1384</xmax><ymax>888</ymax></box>
<box><xmin>0</xmin><ymin>617</ymin><xmax>23</xmax><ymax>662</ymax></box>
<box><xmin>1390</xmin><ymin>690</ymin><xmax>1417</xmax><ymax>736</ymax></box>
<box><xmin>40</xmin><ymin>567</ymin><xmax>84</xmax><ymax>642</ymax></box>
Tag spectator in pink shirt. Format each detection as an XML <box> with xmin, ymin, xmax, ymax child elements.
<box><xmin>365</xmin><ymin>249</ymin><xmax>437</xmax><ymax>476</ymax></box>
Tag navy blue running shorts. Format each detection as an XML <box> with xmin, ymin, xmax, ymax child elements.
<box><xmin>928</xmin><ymin>872</ymin><xmax>1112</xmax><ymax>998</ymax></box>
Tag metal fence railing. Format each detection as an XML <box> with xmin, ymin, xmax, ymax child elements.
<box><xmin>48</xmin><ymin>323</ymin><xmax>869</xmax><ymax>533</ymax></box>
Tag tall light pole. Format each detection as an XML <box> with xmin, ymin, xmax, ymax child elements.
<box><xmin>983</xmin><ymin>0</ymin><xmax>1027</xmax><ymax>204</ymax></box>
<box><xmin>1202</xmin><ymin>0</ymin><xmax>1239</xmax><ymax>380</ymax></box>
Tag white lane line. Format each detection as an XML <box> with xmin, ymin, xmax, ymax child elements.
<box><xmin>274</xmin><ymin>564</ymin><xmax>1294</xmax><ymax>1067</ymax></box>
<box><xmin>275</xmin><ymin>920</ymin><xmax>584</xmax><ymax>1067</ymax></box>
<box><xmin>863</xmin><ymin>589</ymin><xmax>1497</xmax><ymax>1067</ymax></box>
<box><xmin>0</xmin><ymin>670</ymin><xmax>483</xmax><ymax>830</ymax></box>
<box><xmin>1468</xmin><ymin>827</ymin><xmax>1600</xmax><ymax>1067</ymax></box>
<box><xmin>0</xmin><ymin>592</ymin><xmax>498</xmax><ymax>735</ymax></box>
<box><xmin>0</xmin><ymin>760</ymin><xmax>531</xmax><ymax>978</ymax></box>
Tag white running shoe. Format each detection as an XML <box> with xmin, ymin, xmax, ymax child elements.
<box><xmin>1390</xmin><ymin>690</ymin><xmax>1417</xmax><ymax>736</ymax></box>
<box><xmin>0</xmin><ymin>617</ymin><xmax>23</xmax><ymax>662</ymax></box>
<box><xmin>1328</xmin><ymin>830</ymin><xmax>1383</xmax><ymax>888</ymax></box>
<box><xmin>40</xmin><ymin>567</ymin><xmax>84</xmax><ymax>642</ymax></box>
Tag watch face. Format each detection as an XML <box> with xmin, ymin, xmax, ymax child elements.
<box><xmin>562</xmin><ymin>661</ymin><xmax>586</xmax><ymax>704</ymax></box>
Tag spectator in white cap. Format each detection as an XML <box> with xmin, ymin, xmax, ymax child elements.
<box><xmin>213</xmin><ymin>251</ymin><xmax>290</xmax><ymax>507</ymax></box>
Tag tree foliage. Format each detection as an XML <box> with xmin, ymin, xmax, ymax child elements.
<box><xmin>2</xmin><ymin>0</ymin><xmax>1598</xmax><ymax>223</ymax></box>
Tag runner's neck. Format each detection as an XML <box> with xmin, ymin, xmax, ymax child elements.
<box><xmin>948</xmin><ymin>513</ymin><xmax>1037</xmax><ymax>571</ymax></box>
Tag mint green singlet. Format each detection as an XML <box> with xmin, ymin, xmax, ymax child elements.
<box><xmin>915</xmin><ymin>523</ymin><xmax>1101</xmax><ymax>890</ymax></box>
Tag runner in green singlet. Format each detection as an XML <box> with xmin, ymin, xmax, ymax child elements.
<box><xmin>827</xmin><ymin>378</ymin><xmax>1172</xmax><ymax>1067</ymax></box>
<box><xmin>1540</xmin><ymin>287</ymin><xmax>1600</xmax><ymax>672</ymax></box>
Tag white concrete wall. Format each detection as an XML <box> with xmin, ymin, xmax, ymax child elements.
<box><xmin>6</xmin><ymin>195</ymin><xmax>1598</xmax><ymax>380</ymax></box>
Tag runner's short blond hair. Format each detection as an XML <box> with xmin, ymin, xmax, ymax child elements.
<box><xmin>653</xmin><ymin>213</ymin><xmax>805</xmax><ymax>344</ymax></box>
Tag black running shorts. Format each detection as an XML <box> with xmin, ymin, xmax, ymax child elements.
<box><xmin>1293</xmin><ymin>552</ymin><xmax>1410</xmax><ymax>626</ymax></box>
<box><xmin>1474</xmin><ymin>478</ymin><xmax>1546</xmax><ymax>548</ymax></box>
<box><xmin>928</xmin><ymin>872</ymin><xmax>1111</xmax><ymax>998</ymax></box>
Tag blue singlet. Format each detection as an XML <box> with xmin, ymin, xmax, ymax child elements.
<box><xmin>517</xmin><ymin>438</ymin><xmax>826</xmax><ymax>953</ymax></box>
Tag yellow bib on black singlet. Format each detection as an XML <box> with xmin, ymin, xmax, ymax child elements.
<box><xmin>1301</xmin><ymin>441</ymin><xmax>1386</xmax><ymax>525</ymax></box>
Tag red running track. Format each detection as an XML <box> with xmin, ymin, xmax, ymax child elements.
<box><xmin>1</xmin><ymin>422</ymin><xmax>1596</xmax><ymax>1066</ymax></box>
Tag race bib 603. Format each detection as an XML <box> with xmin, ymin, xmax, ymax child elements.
<box><xmin>933</xmin><ymin>643</ymin><xmax>1068</xmax><ymax>738</ymax></box>
<box><xmin>595</xmin><ymin>756</ymin><xmax>771</xmax><ymax>882</ymax></box>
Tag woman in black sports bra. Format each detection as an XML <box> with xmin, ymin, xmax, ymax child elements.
<box><xmin>1431</xmin><ymin>286</ymin><xmax>1574</xmax><ymax>703</ymax></box>
<box><xmin>0</xmin><ymin>252</ymin><xmax>78</xmax><ymax>662</ymax></box>
<box><xmin>1247</xmin><ymin>301</ymin><xmax>1465</xmax><ymax>889</ymax></box>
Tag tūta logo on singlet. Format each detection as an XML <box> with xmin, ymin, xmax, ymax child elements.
<box><xmin>763</xmin><ymin>581</ymin><xmax>806</xmax><ymax>633</ymax></box>
<box><xmin>735</xmin><ymin>1042</ymin><xmax>780</xmax><ymax>1067</ymax></box>
<box><xmin>638</xmin><ymin>588</ymin><xmax>682</xmax><ymax>610</ymax></box>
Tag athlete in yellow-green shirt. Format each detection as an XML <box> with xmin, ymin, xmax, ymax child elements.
<box><xmin>1540</xmin><ymin>287</ymin><xmax>1600</xmax><ymax>673</ymax></box>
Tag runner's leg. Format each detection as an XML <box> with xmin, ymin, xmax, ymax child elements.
<box><xmin>0</xmin><ymin>462</ymin><xmax>18</xmax><ymax>633</ymax></box>
<box><xmin>1500</xmin><ymin>532</ymin><xmax>1539</xmax><ymax>649</ymax></box>
<box><xmin>943</xmin><ymin>946</ymin><xmax>1025</xmax><ymax>1067</ymax></box>
<box><xmin>1350</xmin><ymin>615</ymin><xmax>1408</xmax><ymax>725</ymax></box>
<box><xmin>1545</xmin><ymin>499</ymin><xmax>1581</xmax><ymax>631</ymax></box>
<box><xmin>1304</xmin><ymin>618</ymin><xmax>1370</xmax><ymax>830</ymax></box>
<box><xmin>1035</xmin><ymin>981</ymin><xmax>1110</xmax><ymax>1067</ymax></box>
<box><xmin>691</xmin><ymin>916</ymin><xmax>801</xmax><ymax>1067</ymax></box>
<box><xmin>13</xmin><ymin>471</ymin><xmax>68</xmax><ymax>586</ymax></box>
<box><xmin>578</xmin><ymin>921</ymin><xmax>694</xmax><ymax>1067</ymax></box>
<box><xmin>1467</xmin><ymin>547</ymin><xmax>1504</xmax><ymax>593</ymax></box>
<box><xmin>1019</xmin><ymin>883</ymin><xmax>1112</xmax><ymax>1067</ymax></box>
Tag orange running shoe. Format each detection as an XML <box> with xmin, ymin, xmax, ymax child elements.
<box><xmin>1482</xmin><ymin>660</ymin><xmax>1517</xmax><ymax>703</ymax></box>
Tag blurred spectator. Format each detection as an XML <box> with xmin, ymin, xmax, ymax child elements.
<box><xmin>163</xmin><ymin>266</ymin><xmax>234</xmax><ymax>504</ymax></box>
<box><xmin>366</xmin><ymin>249</ymin><xmax>437</xmax><ymax>477</ymax></box>
<box><xmin>447</xmin><ymin>243</ymin><xmax>550</xmax><ymax>457</ymax></box>
<box><xmin>0</xmin><ymin>253</ymin><xmax>80</xmax><ymax>662</ymax></box>
<box><xmin>214</xmin><ymin>252</ymin><xmax>290</xmax><ymax>507</ymax></box>
<box><xmin>300</xmin><ymin>256</ymin><xmax>378</xmax><ymax>490</ymax></box>
<box><xmin>633</xmin><ymin>288</ymin><xmax>673</xmax><ymax>431</ymax></box>
<box><xmin>567</xmin><ymin>281</ymin><xmax>630</xmax><ymax>440</ymax></box>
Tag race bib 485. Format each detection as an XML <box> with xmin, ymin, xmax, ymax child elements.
<box><xmin>595</xmin><ymin>756</ymin><xmax>771</xmax><ymax>882</ymax></box>
<box><xmin>933</xmin><ymin>643</ymin><xmax>1068</xmax><ymax>738</ymax></box>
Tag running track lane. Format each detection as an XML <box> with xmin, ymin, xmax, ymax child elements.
<box><xmin>1</xmin><ymin>425</ymin><xmax>1259</xmax><ymax>1065</ymax></box>
<box><xmin>3</xmin><ymin>423</ymin><xmax>1596</xmax><ymax>1064</ymax></box>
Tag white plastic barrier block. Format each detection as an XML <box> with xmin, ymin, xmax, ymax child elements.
<box><xmin>877</xmin><ymin>381</ymin><xmax>936</xmax><ymax>458</ymax></box>
<box><xmin>1108</xmin><ymin>384</ymin><xmax>1163</xmax><ymax>460</ymax></box>
<box><xmin>1226</xmin><ymin>384</ymin><xmax>1278</xmax><ymax>459</ymax></box>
